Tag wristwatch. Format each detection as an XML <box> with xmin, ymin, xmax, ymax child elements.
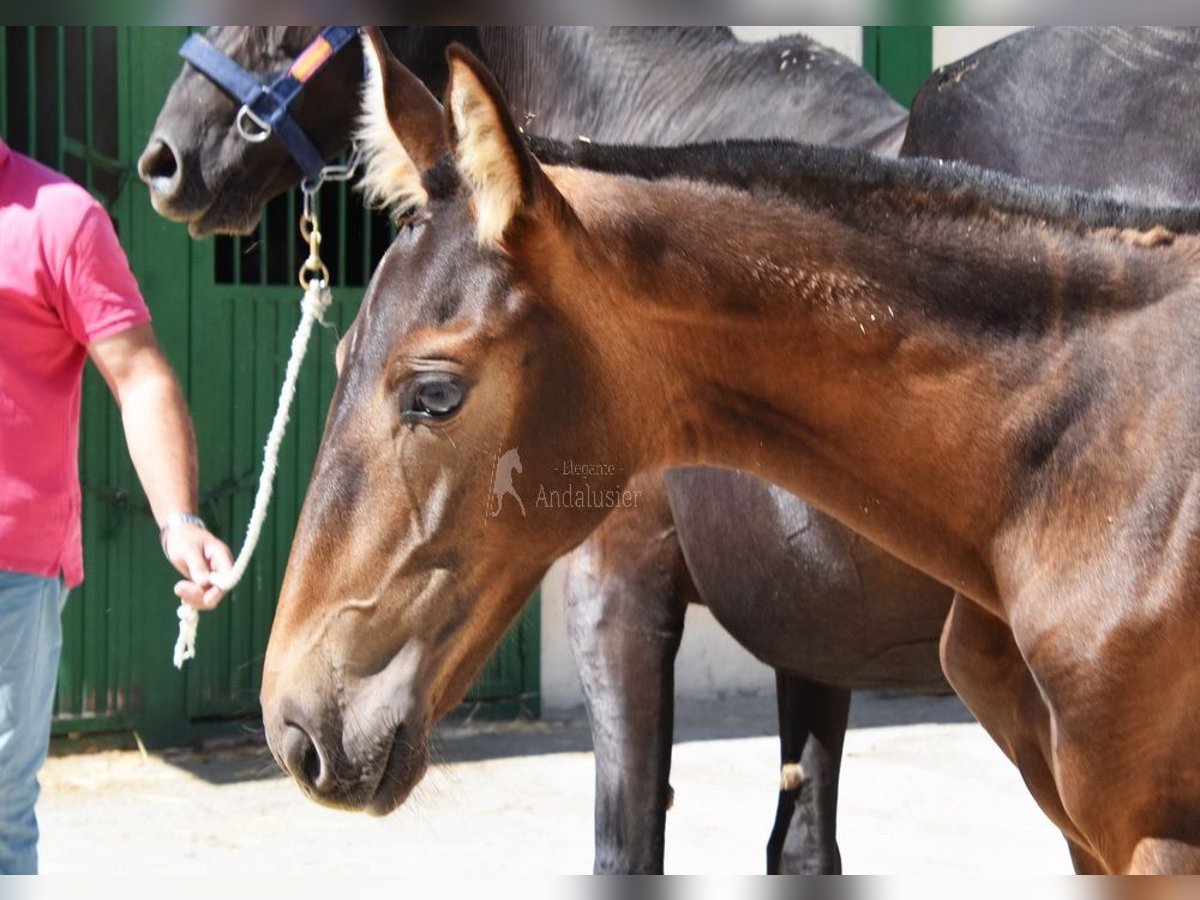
<box><xmin>159</xmin><ymin>512</ymin><xmax>208</xmax><ymax>551</ymax></box>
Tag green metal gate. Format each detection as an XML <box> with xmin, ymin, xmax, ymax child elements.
<box><xmin>2</xmin><ymin>26</ymin><xmax>538</xmax><ymax>747</ymax></box>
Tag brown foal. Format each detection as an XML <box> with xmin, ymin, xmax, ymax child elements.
<box><xmin>261</xmin><ymin>37</ymin><xmax>1200</xmax><ymax>873</ymax></box>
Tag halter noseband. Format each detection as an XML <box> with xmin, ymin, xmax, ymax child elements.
<box><xmin>178</xmin><ymin>26</ymin><xmax>360</xmax><ymax>189</ymax></box>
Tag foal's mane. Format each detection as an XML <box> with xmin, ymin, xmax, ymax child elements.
<box><xmin>525</xmin><ymin>135</ymin><xmax>1200</xmax><ymax>239</ymax></box>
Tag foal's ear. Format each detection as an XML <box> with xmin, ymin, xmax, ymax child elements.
<box><xmin>445</xmin><ymin>44</ymin><xmax>567</xmax><ymax>248</ymax></box>
<box><xmin>356</xmin><ymin>26</ymin><xmax>451</xmax><ymax>216</ymax></box>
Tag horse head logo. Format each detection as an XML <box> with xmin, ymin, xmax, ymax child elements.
<box><xmin>489</xmin><ymin>448</ymin><xmax>527</xmax><ymax>518</ymax></box>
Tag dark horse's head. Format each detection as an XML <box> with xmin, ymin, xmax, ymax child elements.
<box><xmin>261</xmin><ymin>32</ymin><xmax>647</xmax><ymax>814</ymax></box>
<box><xmin>138</xmin><ymin>26</ymin><xmax>364</xmax><ymax>236</ymax></box>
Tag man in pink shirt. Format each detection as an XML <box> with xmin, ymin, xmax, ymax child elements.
<box><xmin>0</xmin><ymin>136</ymin><xmax>233</xmax><ymax>873</ymax></box>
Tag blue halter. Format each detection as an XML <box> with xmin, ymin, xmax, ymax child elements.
<box><xmin>178</xmin><ymin>26</ymin><xmax>360</xmax><ymax>188</ymax></box>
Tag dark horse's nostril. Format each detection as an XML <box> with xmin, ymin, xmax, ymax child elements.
<box><xmin>137</xmin><ymin>136</ymin><xmax>180</xmax><ymax>191</ymax></box>
<box><xmin>281</xmin><ymin>722</ymin><xmax>326</xmax><ymax>793</ymax></box>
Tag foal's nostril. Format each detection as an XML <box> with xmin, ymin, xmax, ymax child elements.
<box><xmin>300</xmin><ymin>737</ymin><xmax>322</xmax><ymax>789</ymax></box>
<box><xmin>281</xmin><ymin>722</ymin><xmax>328</xmax><ymax>794</ymax></box>
<box><xmin>137</xmin><ymin>136</ymin><xmax>181</xmax><ymax>193</ymax></box>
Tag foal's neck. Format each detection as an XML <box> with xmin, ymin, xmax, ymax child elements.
<box><xmin>545</xmin><ymin>157</ymin><xmax>1196</xmax><ymax>605</ymax></box>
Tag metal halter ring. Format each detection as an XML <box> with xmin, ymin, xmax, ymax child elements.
<box><xmin>236</xmin><ymin>105</ymin><xmax>272</xmax><ymax>143</ymax></box>
<box><xmin>319</xmin><ymin>142</ymin><xmax>362</xmax><ymax>183</ymax></box>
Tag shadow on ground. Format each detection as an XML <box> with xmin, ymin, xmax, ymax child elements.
<box><xmin>142</xmin><ymin>689</ymin><xmax>975</xmax><ymax>786</ymax></box>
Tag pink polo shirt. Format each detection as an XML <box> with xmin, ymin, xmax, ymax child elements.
<box><xmin>0</xmin><ymin>138</ymin><xmax>150</xmax><ymax>587</ymax></box>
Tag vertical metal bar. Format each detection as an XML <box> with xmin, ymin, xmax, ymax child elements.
<box><xmin>26</xmin><ymin>27</ymin><xmax>37</xmax><ymax>159</ymax></box>
<box><xmin>862</xmin><ymin>26</ymin><xmax>880</xmax><ymax>84</ymax></box>
<box><xmin>337</xmin><ymin>181</ymin><xmax>348</xmax><ymax>287</ymax></box>
<box><xmin>0</xmin><ymin>28</ymin><xmax>9</xmax><ymax>135</ymax></box>
<box><xmin>90</xmin><ymin>24</ymin><xmax>110</xmax><ymax>718</ymax></box>
<box><xmin>258</xmin><ymin>201</ymin><xmax>269</xmax><ymax>285</ymax></box>
<box><xmin>109</xmin><ymin>26</ymin><xmax>134</xmax><ymax>720</ymax></box>
<box><xmin>361</xmin><ymin>193</ymin><xmax>371</xmax><ymax>286</ymax></box>
<box><xmin>286</xmin><ymin>189</ymin><xmax>297</xmax><ymax>279</ymax></box>
<box><xmin>232</xmin><ymin>237</ymin><xmax>243</xmax><ymax>284</ymax></box>
<box><xmin>115</xmin><ymin>27</ymin><xmax>131</xmax><ymax>222</ymax></box>
<box><xmin>83</xmin><ymin>26</ymin><xmax>93</xmax><ymax>189</ymax></box>
<box><xmin>54</xmin><ymin>27</ymin><xmax>65</xmax><ymax>174</ymax></box>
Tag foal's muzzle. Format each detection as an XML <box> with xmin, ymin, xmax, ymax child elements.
<box><xmin>269</xmin><ymin>700</ymin><xmax>428</xmax><ymax>815</ymax></box>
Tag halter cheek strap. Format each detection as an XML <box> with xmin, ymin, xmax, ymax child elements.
<box><xmin>178</xmin><ymin>26</ymin><xmax>359</xmax><ymax>186</ymax></box>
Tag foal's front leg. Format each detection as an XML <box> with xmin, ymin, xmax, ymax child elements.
<box><xmin>563</xmin><ymin>475</ymin><xmax>691</xmax><ymax>874</ymax></box>
<box><xmin>939</xmin><ymin>594</ymin><xmax>1102</xmax><ymax>871</ymax></box>
<box><xmin>1005</xmin><ymin>579</ymin><xmax>1200</xmax><ymax>874</ymax></box>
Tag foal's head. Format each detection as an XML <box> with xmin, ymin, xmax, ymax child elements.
<box><xmin>261</xmin><ymin>33</ymin><xmax>648</xmax><ymax>813</ymax></box>
<box><xmin>139</xmin><ymin>26</ymin><xmax>363</xmax><ymax>236</ymax></box>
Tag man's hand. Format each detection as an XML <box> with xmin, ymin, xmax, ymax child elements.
<box><xmin>162</xmin><ymin>520</ymin><xmax>234</xmax><ymax>610</ymax></box>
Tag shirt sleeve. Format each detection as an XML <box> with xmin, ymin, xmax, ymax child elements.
<box><xmin>56</xmin><ymin>202</ymin><xmax>151</xmax><ymax>345</ymax></box>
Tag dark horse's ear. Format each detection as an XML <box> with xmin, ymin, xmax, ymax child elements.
<box><xmin>444</xmin><ymin>43</ymin><xmax>570</xmax><ymax>249</ymax></box>
<box><xmin>356</xmin><ymin>26</ymin><xmax>453</xmax><ymax>215</ymax></box>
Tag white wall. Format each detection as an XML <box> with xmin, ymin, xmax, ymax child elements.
<box><xmin>933</xmin><ymin>26</ymin><xmax>1029</xmax><ymax>68</ymax></box>
<box><xmin>540</xmin><ymin>556</ymin><xmax>777</xmax><ymax>713</ymax></box>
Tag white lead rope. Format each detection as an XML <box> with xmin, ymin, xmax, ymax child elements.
<box><xmin>173</xmin><ymin>279</ymin><xmax>333</xmax><ymax>669</ymax></box>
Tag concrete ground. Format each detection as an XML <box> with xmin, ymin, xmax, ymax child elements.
<box><xmin>36</xmin><ymin>691</ymin><xmax>1070</xmax><ymax>875</ymax></box>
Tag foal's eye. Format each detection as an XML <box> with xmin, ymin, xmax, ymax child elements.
<box><xmin>401</xmin><ymin>374</ymin><xmax>467</xmax><ymax>425</ymax></box>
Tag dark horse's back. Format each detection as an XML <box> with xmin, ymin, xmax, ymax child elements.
<box><xmin>903</xmin><ymin>26</ymin><xmax>1200</xmax><ymax>205</ymax></box>
<box><xmin>476</xmin><ymin>27</ymin><xmax>908</xmax><ymax>152</ymax></box>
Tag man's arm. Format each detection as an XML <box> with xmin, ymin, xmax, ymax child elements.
<box><xmin>87</xmin><ymin>323</ymin><xmax>232</xmax><ymax>609</ymax></box>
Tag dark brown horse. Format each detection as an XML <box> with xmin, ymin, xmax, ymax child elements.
<box><xmin>140</xmin><ymin>26</ymin><xmax>906</xmax><ymax>237</ymax></box>
<box><xmin>263</xmin><ymin>39</ymin><xmax>1200</xmax><ymax>874</ymax></box>
<box><xmin>903</xmin><ymin>26</ymin><xmax>1200</xmax><ymax>208</ymax></box>
<box><xmin>143</xmin><ymin>26</ymin><xmax>941</xmax><ymax>874</ymax></box>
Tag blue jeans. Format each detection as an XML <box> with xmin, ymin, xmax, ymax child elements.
<box><xmin>0</xmin><ymin>570</ymin><xmax>68</xmax><ymax>875</ymax></box>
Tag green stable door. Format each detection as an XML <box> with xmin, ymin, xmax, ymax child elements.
<box><xmin>1</xmin><ymin>26</ymin><xmax>538</xmax><ymax>747</ymax></box>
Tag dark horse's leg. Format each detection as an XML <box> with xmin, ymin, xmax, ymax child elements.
<box><xmin>563</xmin><ymin>473</ymin><xmax>692</xmax><ymax>874</ymax></box>
<box><xmin>767</xmin><ymin>673</ymin><xmax>851</xmax><ymax>874</ymax></box>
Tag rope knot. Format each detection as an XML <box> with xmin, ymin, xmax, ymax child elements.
<box><xmin>301</xmin><ymin>280</ymin><xmax>333</xmax><ymax>325</ymax></box>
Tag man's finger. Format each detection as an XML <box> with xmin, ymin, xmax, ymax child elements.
<box><xmin>182</xmin><ymin>543</ymin><xmax>212</xmax><ymax>586</ymax></box>
<box><xmin>201</xmin><ymin>584</ymin><xmax>225</xmax><ymax>609</ymax></box>
<box><xmin>174</xmin><ymin>579</ymin><xmax>207</xmax><ymax>610</ymax></box>
<box><xmin>174</xmin><ymin>578</ymin><xmax>226</xmax><ymax>611</ymax></box>
<box><xmin>205</xmin><ymin>538</ymin><xmax>234</xmax><ymax>573</ymax></box>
